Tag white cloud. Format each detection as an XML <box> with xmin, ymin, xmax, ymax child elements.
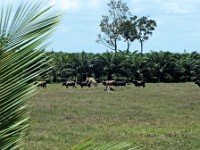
<box><xmin>159</xmin><ymin>1</ymin><xmax>200</xmax><ymax>15</ymax></box>
<box><xmin>130</xmin><ymin>0</ymin><xmax>200</xmax><ymax>15</ymax></box>
<box><xmin>49</xmin><ymin>0</ymin><xmax>82</xmax><ymax>11</ymax></box>
<box><xmin>88</xmin><ymin>0</ymin><xmax>102</xmax><ymax>8</ymax></box>
<box><xmin>82</xmin><ymin>0</ymin><xmax>109</xmax><ymax>12</ymax></box>
<box><xmin>161</xmin><ymin>2</ymin><xmax>186</xmax><ymax>14</ymax></box>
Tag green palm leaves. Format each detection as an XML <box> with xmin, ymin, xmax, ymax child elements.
<box><xmin>0</xmin><ymin>1</ymin><xmax>61</xmax><ymax>149</ymax></box>
<box><xmin>70</xmin><ymin>138</ymin><xmax>139</xmax><ymax>150</ymax></box>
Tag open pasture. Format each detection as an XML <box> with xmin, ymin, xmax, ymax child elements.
<box><xmin>24</xmin><ymin>83</ymin><xmax>200</xmax><ymax>150</ymax></box>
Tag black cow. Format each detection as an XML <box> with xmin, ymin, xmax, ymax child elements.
<box><xmin>132</xmin><ymin>80</ymin><xmax>145</xmax><ymax>88</ymax></box>
<box><xmin>114</xmin><ymin>81</ymin><xmax>127</xmax><ymax>86</ymax></box>
<box><xmin>77</xmin><ymin>81</ymin><xmax>91</xmax><ymax>88</ymax></box>
<box><xmin>63</xmin><ymin>81</ymin><xmax>76</xmax><ymax>88</ymax></box>
<box><xmin>195</xmin><ymin>80</ymin><xmax>200</xmax><ymax>87</ymax></box>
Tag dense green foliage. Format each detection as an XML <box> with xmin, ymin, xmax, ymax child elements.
<box><xmin>45</xmin><ymin>50</ymin><xmax>200</xmax><ymax>83</ymax></box>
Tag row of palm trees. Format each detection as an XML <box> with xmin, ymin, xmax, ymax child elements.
<box><xmin>45</xmin><ymin>50</ymin><xmax>200</xmax><ymax>83</ymax></box>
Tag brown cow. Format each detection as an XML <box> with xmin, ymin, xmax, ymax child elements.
<box><xmin>102</xmin><ymin>80</ymin><xmax>116</xmax><ymax>91</ymax></box>
<box><xmin>35</xmin><ymin>81</ymin><xmax>47</xmax><ymax>88</ymax></box>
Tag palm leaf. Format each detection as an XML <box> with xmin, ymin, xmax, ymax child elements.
<box><xmin>70</xmin><ymin>138</ymin><xmax>140</xmax><ymax>150</ymax></box>
<box><xmin>0</xmin><ymin>1</ymin><xmax>61</xmax><ymax>149</ymax></box>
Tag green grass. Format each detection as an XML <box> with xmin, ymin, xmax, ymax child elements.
<box><xmin>24</xmin><ymin>83</ymin><xmax>200</xmax><ymax>150</ymax></box>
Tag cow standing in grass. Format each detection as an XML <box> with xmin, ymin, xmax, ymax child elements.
<box><xmin>77</xmin><ymin>81</ymin><xmax>91</xmax><ymax>88</ymax></box>
<box><xmin>35</xmin><ymin>81</ymin><xmax>47</xmax><ymax>88</ymax></box>
<box><xmin>132</xmin><ymin>80</ymin><xmax>145</xmax><ymax>88</ymax></box>
<box><xmin>195</xmin><ymin>80</ymin><xmax>200</xmax><ymax>87</ymax></box>
<box><xmin>86</xmin><ymin>77</ymin><xmax>98</xmax><ymax>86</ymax></box>
<box><xmin>114</xmin><ymin>81</ymin><xmax>127</xmax><ymax>86</ymax></box>
<box><xmin>102</xmin><ymin>80</ymin><xmax>116</xmax><ymax>91</ymax></box>
<box><xmin>102</xmin><ymin>80</ymin><xmax>116</xmax><ymax>86</ymax></box>
<box><xmin>63</xmin><ymin>81</ymin><xmax>77</xmax><ymax>88</ymax></box>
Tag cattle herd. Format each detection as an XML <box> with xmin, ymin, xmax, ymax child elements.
<box><xmin>35</xmin><ymin>78</ymin><xmax>200</xmax><ymax>90</ymax></box>
<box><xmin>35</xmin><ymin>77</ymin><xmax>147</xmax><ymax>91</ymax></box>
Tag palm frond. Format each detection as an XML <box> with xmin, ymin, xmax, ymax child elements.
<box><xmin>0</xmin><ymin>0</ymin><xmax>61</xmax><ymax>149</ymax></box>
<box><xmin>70</xmin><ymin>138</ymin><xmax>140</xmax><ymax>150</ymax></box>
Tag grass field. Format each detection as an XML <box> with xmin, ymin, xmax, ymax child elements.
<box><xmin>24</xmin><ymin>82</ymin><xmax>200</xmax><ymax>150</ymax></box>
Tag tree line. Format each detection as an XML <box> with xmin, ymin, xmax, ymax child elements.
<box><xmin>41</xmin><ymin>50</ymin><xmax>200</xmax><ymax>83</ymax></box>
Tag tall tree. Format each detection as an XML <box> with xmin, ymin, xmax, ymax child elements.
<box><xmin>118</xmin><ymin>16</ymin><xmax>138</xmax><ymax>52</ymax></box>
<box><xmin>136</xmin><ymin>16</ymin><xmax>157</xmax><ymax>55</ymax></box>
<box><xmin>0</xmin><ymin>1</ymin><xmax>61</xmax><ymax>149</ymax></box>
<box><xmin>96</xmin><ymin>0</ymin><xmax>131</xmax><ymax>53</ymax></box>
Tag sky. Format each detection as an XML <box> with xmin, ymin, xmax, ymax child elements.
<box><xmin>6</xmin><ymin>0</ymin><xmax>200</xmax><ymax>53</ymax></box>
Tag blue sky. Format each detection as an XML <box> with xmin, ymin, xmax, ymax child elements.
<box><xmin>9</xmin><ymin>0</ymin><xmax>200</xmax><ymax>53</ymax></box>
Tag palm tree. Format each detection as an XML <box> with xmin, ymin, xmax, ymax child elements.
<box><xmin>174</xmin><ymin>51</ymin><xmax>200</xmax><ymax>82</ymax></box>
<box><xmin>49</xmin><ymin>52</ymin><xmax>72</xmax><ymax>82</ymax></box>
<box><xmin>144</xmin><ymin>51</ymin><xmax>175</xmax><ymax>82</ymax></box>
<box><xmin>0</xmin><ymin>1</ymin><xmax>61</xmax><ymax>149</ymax></box>
<box><xmin>97</xmin><ymin>51</ymin><xmax>116</xmax><ymax>80</ymax></box>
<box><xmin>70</xmin><ymin>51</ymin><xmax>91</xmax><ymax>81</ymax></box>
<box><xmin>123</xmin><ymin>51</ymin><xmax>145</xmax><ymax>80</ymax></box>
